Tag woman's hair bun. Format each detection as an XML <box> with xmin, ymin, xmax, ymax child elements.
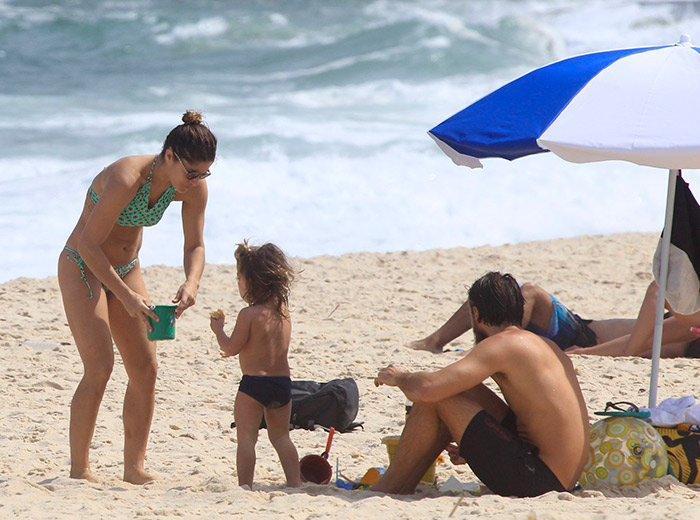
<box><xmin>182</xmin><ymin>110</ymin><xmax>203</xmax><ymax>125</ymax></box>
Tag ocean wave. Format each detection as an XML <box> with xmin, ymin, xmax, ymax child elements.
<box><xmin>3</xmin><ymin>0</ymin><xmax>700</xmax><ymax>282</ymax></box>
<box><xmin>154</xmin><ymin>16</ymin><xmax>229</xmax><ymax>45</ymax></box>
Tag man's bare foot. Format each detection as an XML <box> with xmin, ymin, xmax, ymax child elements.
<box><xmin>404</xmin><ymin>339</ymin><xmax>443</xmax><ymax>354</ymax></box>
<box><xmin>70</xmin><ymin>468</ymin><xmax>100</xmax><ymax>483</ymax></box>
<box><xmin>124</xmin><ymin>469</ymin><xmax>156</xmax><ymax>485</ymax></box>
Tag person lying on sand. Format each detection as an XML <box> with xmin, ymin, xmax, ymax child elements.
<box><xmin>407</xmin><ymin>279</ymin><xmax>699</xmax><ymax>358</ymax></box>
<box><xmin>566</xmin><ymin>280</ymin><xmax>700</xmax><ymax>358</ymax></box>
<box><xmin>406</xmin><ymin>281</ymin><xmax>634</xmax><ymax>353</ymax></box>
<box><xmin>374</xmin><ymin>272</ymin><xmax>589</xmax><ymax>497</ymax></box>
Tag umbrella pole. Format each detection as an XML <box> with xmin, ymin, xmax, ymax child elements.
<box><xmin>648</xmin><ymin>168</ymin><xmax>680</xmax><ymax>408</ymax></box>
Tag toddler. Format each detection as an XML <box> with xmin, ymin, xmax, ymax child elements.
<box><xmin>210</xmin><ymin>240</ymin><xmax>302</xmax><ymax>488</ymax></box>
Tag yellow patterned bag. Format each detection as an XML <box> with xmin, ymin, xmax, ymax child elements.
<box><xmin>655</xmin><ymin>425</ymin><xmax>700</xmax><ymax>484</ymax></box>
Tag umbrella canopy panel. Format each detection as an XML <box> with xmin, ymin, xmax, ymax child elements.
<box><xmin>430</xmin><ymin>39</ymin><xmax>700</xmax><ymax>171</ymax></box>
<box><xmin>540</xmin><ymin>45</ymin><xmax>700</xmax><ymax>169</ymax></box>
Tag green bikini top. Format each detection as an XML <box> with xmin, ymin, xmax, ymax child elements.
<box><xmin>88</xmin><ymin>156</ymin><xmax>177</xmax><ymax>227</ymax></box>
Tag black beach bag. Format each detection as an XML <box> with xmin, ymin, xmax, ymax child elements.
<box><xmin>232</xmin><ymin>377</ymin><xmax>363</xmax><ymax>433</ymax></box>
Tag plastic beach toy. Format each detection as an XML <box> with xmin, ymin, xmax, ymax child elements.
<box><xmin>300</xmin><ymin>427</ymin><xmax>335</xmax><ymax>484</ymax></box>
<box><xmin>382</xmin><ymin>435</ymin><xmax>437</xmax><ymax>484</ymax></box>
<box><xmin>579</xmin><ymin>416</ymin><xmax>668</xmax><ymax>488</ymax></box>
<box><xmin>147</xmin><ymin>305</ymin><xmax>177</xmax><ymax>341</ymax></box>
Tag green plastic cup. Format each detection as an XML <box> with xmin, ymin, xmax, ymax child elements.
<box><xmin>147</xmin><ymin>304</ymin><xmax>177</xmax><ymax>341</ymax></box>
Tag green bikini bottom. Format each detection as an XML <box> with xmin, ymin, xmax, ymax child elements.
<box><xmin>62</xmin><ymin>246</ymin><xmax>138</xmax><ymax>299</ymax></box>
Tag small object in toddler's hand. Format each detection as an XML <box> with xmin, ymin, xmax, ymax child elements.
<box><xmin>690</xmin><ymin>326</ymin><xmax>700</xmax><ymax>337</ymax></box>
<box><xmin>210</xmin><ymin>308</ymin><xmax>224</xmax><ymax>319</ymax></box>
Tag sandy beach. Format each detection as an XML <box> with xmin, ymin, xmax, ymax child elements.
<box><xmin>2</xmin><ymin>232</ymin><xmax>700</xmax><ymax>519</ymax></box>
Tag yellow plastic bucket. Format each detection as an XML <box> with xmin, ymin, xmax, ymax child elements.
<box><xmin>381</xmin><ymin>435</ymin><xmax>436</xmax><ymax>484</ymax></box>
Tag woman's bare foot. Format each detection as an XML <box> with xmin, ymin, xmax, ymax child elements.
<box><xmin>404</xmin><ymin>338</ymin><xmax>443</xmax><ymax>354</ymax></box>
<box><xmin>70</xmin><ymin>467</ymin><xmax>100</xmax><ymax>483</ymax></box>
<box><xmin>124</xmin><ymin>468</ymin><xmax>156</xmax><ymax>485</ymax></box>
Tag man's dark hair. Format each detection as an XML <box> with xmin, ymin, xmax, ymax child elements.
<box><xmin>467</xmin><ymin>272</ymin><xmax>524</xmax><ymax>327</ymax></box>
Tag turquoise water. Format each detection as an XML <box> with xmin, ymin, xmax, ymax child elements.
<box><xmin>2</xmin><ymin>0</ymin><xmax>700</xmax><ymax>281</ymax></box>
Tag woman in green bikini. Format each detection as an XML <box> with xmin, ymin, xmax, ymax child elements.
<box><xmin>57</xmin><ymin>110</ymin><xmax>217</xmax><ymax>484</ymax></box>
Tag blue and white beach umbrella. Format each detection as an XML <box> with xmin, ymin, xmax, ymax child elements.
<box><xmin>429</xmin><ymin>35</ymin><xmax>700</xmax><ymax>407</ymax></box>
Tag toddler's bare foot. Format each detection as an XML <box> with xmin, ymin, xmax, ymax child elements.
<box><xmin>404</xmin><ymin>339</ymin><xmax>443</xmax><ymax>354</ymax></box>
<box><xmin>124</xmin><ymin>469</ymin><xmax>156</xmax><ymax>485</ymax></box>
<box><xmin>70</xmin><ymin>468</ymin><xmax>100</xmax><ymax>483</ymax></box>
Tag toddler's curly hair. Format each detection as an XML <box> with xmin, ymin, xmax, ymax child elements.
<box><xmin>235</xmin><ymin>240</ymin><xmax>295</xmax><ymax>317</ymax></box>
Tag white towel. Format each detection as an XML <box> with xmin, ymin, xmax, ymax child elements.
<box><xmin>640</xmin><ymin>396</ymin><xmax>698</xmax><ymax>427</ymax></box>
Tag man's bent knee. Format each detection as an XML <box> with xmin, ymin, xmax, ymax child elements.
<box><xmin>434</xmin><ymin>391</ymin><xmax>491</xmax><ymax>441</ymax></box>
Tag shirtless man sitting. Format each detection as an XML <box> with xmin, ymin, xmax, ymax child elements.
<box><xmin>373</xmin><ymin>272</ymin><xmax>589</xmax><ymax>497</ymax></box>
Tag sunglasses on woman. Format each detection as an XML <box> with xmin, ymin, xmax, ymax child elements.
<box><xmin>173</xmin><ymin>151</ymin><xmax>211</xmax><ymax>180</ymax></box>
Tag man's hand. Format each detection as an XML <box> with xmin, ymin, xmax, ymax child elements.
<box><xmin>445</xmin><ymin>442</ymin><xmax>466</xmax><ymax>465</ymax></box>
<box><xmin>374</xmin><ymin>364</ymin><xmax>404</xmax><ymax>387</ymax></box>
